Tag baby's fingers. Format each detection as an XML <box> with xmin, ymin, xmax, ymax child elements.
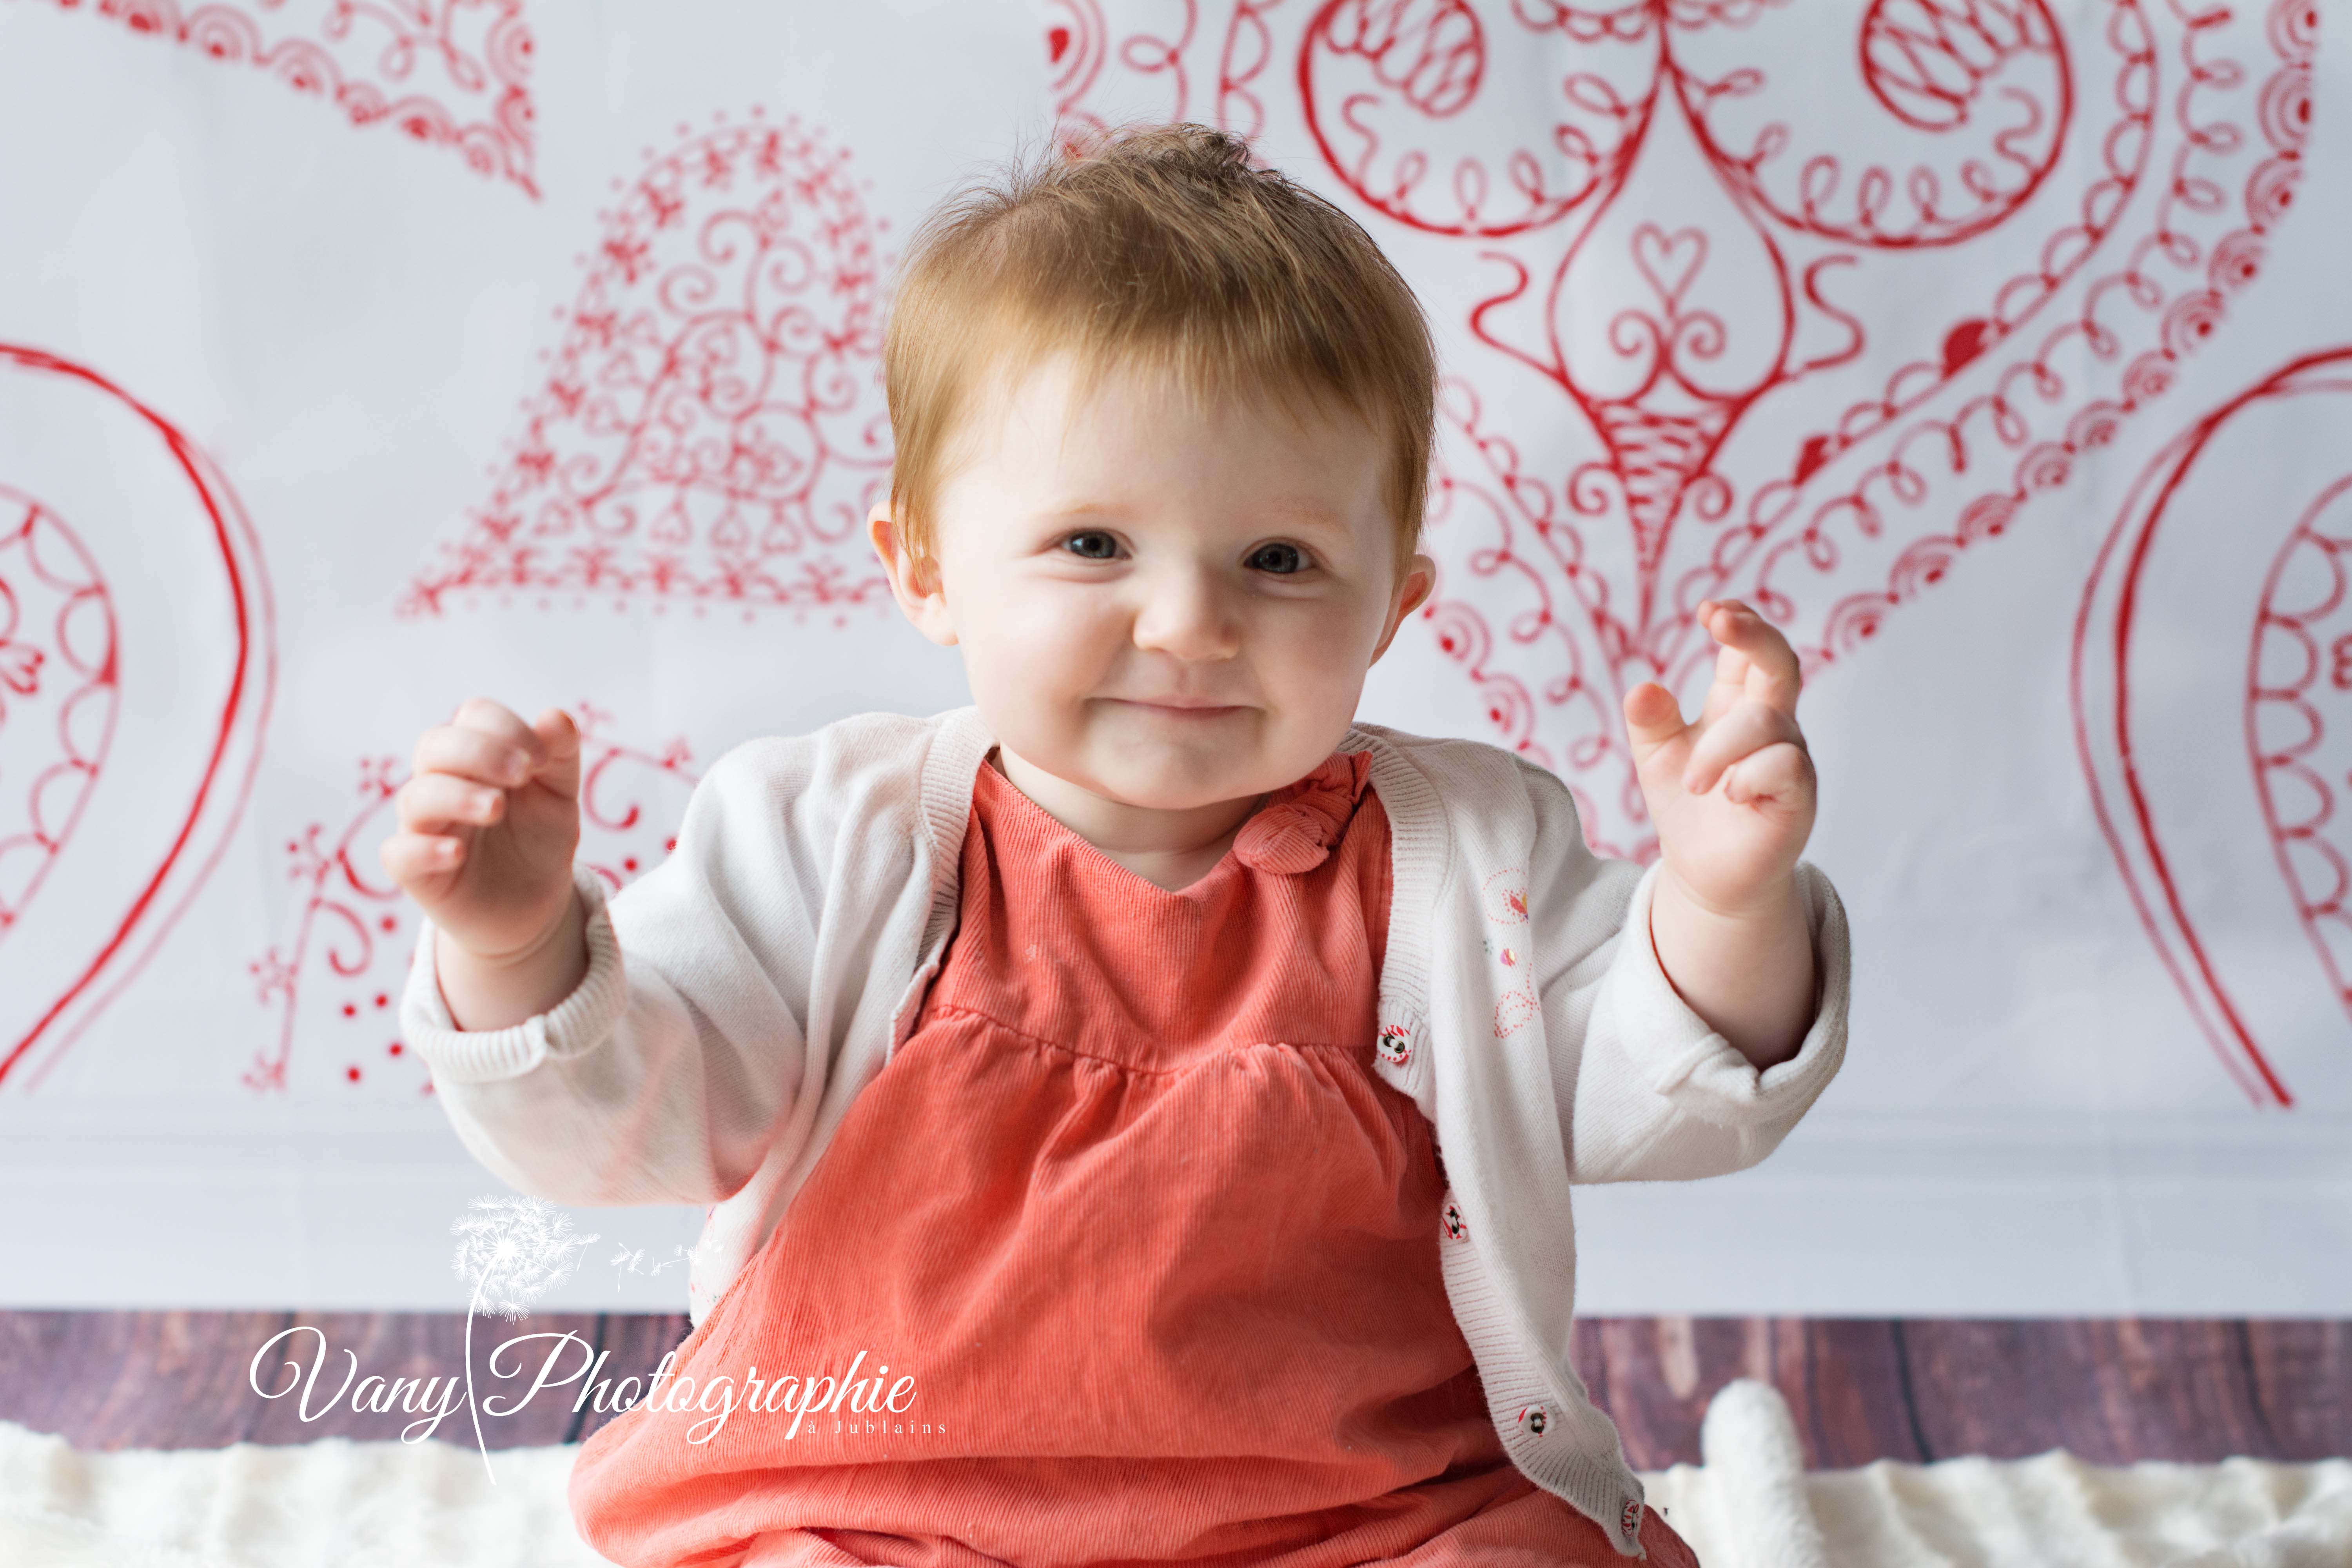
<box><xmin>1720</xmin><ymin>739</ymin><xmax>1813</xmax><ymax>806</ymax></box>
<box><xmin>417</xmin><ymin>702</ymin><xmax>540</xmax><ymax>789</ymax></box>
<box><xmin>396</xmin><ymin>769</ymin><xmax>508</xmax><ymax>837</ymax></box>
<box><xmin>381</xmin><ymin>827</ymin><xmax>466</xmax><ymax>884</ymax></box>
<box><xmin>1682</xmin><ymin>700</ymin><xmax>1807</xmax><ymax>795</ymax></box>
<box><xmin>1697</xmin><ymin>600</ymin><xmax>1802</xmax><ymax>711</ymax></box>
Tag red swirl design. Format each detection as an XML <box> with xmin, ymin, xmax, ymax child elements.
<box><xmin>0</xmin><ymin>492</ymin><xmax>115</xmax><ymax>948</ymax></box>
<box><xmin>245</xmin><ymin>706</ymin><xmax>696</xmax><ymax>1094</ymax></box>
<box><xmin>9</xmin><ymin>0</ymin><xmax>539</xmax><ymax>195</ymax></box>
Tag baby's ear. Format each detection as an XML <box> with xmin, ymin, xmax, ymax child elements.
<box><xmin>1371</xmin><ymin>551</ymin><xmax>1439</xmax><ymax>663</ymax></box>
<box><xmin>869</xmin><ymin>502</ymin><xmax>957</xmax><ymax>646</ymax></box>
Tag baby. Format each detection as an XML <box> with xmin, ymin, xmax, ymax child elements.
<box><xmin>393</xmin><ymin>124</ymin><xmax>1851</xmax><ymax>1568</ymax></box>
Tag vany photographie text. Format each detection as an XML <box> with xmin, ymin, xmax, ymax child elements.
<box><xmin>249</xmin><ymin>1326</ymin><xmax>935</xmax><ymax>1445</ymax></box>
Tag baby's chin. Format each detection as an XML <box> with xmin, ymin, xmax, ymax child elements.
<box><xmin>1082</xmin><ymin>766</ymin><xmax>1270</xmax><ymax>813</ymax></box>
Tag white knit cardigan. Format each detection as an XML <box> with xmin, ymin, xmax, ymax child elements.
<box><xmin>400</xmin><ymin>704</ymin><xmax>1853</xmax><ymax>1559</ymax></box>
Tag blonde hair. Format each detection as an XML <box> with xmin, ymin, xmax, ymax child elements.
<box><xmin>881</xmin><ymin>122</ymin><xmax>1436</xmax><ymax>586</ymax></box>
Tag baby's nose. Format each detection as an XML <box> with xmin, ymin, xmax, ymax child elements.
<box><xmin>1129</xmin><ymin>566</ymin><xmax>1240</xmax><ymax>660</ymax></box>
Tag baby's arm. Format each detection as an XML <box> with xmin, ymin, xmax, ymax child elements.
<box><xmin>1518</xmin><ymin>757</ymin><xmax>1853</xmax><ymax>1185</ymax></box>
<box><xmin>1540</xmin><ymin>595</ymin><xmax>1850</xmax><ymax>1181</ymax></box>
<box><xmin>398</xmin><ymin>740</ymin><xmax>838</xmax><ymax>1209</ymax></box>
<box><xmin>432</xmin><ymin>876</ymin><xmax>590</xmax><ymax>1034</ymax></box>
<box><xmin>1645</xmin><ymin>866</ymin><xmax>1818</xmax><ymax>1071</ymax></box>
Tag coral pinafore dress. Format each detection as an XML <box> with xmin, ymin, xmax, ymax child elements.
<box><xmin>568</xmin><ymin>747</ymin><xmax>1696</xmax><ymax>1568</ymax></box>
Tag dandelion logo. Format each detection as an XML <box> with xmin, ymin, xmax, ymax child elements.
<box><xmin>450</xmin><ymin>1194</ymin><xmax>598</xmax><ymax>1481</ymax></box>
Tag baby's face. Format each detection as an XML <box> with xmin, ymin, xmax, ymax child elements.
<box><xmin>873</xmin><ymin>353</ymin><xmax>1435</xmax><ymax>812</ymax></box>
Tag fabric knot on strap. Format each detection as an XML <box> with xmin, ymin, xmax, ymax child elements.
<box><xmin>1232</xmin><ymin>749</ymin><xmax>1372</xmax><ymax>875</ymax></box>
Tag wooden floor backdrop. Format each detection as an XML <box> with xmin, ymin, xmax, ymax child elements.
<box><xmin>0</xmin><ymin>1314</ymin><xmax>2343</xmax><ymax>1466</ymax></box>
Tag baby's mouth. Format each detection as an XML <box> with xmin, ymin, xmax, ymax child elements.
<box><xmin>1111</xmin><ymin>698</ymin><xmax>1246</xmax><ymax>718</ymax></box>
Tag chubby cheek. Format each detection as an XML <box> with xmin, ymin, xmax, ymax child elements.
<box><xmin>1255</xmin><ymin>605</ymin><xmax>1379</xmax><ymax>715</ymax></box>
<box><xmin>956</xmin><ymin>581</ymin><xmax>1121</xmax><ymax>729</ymax></box>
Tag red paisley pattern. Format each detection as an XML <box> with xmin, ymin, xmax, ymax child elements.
<box><xmin>0</xmin><ymin>346</ymin><xmax>273</xmax><ymax>1094</ymax></box>
<box><xmin>2073</xmin><ymin>347</ymin><xmax>2352</xmax><ymax>1110</ymax></box>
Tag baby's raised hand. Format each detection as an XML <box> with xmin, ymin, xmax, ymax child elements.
<box><xmin>381</xmin><ymin>699</ymin><xmax>583</xmax><ymax>963</ymax></box>
<box><xmin>1621</xmin><ymin>600</ymin><xmax>1817</xmax><ymax>915</ymax></box>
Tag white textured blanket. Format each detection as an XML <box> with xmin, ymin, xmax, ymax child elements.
<box><xmin>2</xmin><ymin>1381</ymin><xmax>2345</xmax><ymax>1567</ymax></box>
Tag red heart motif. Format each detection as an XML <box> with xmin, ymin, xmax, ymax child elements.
<box><xmin>0</xmin><ymin>346</ymin><xmax>274</xmax><ymax>1091</ymax></box>
<box><xmin>399</xmin><ymin>109</ymin><xmax>894</xmax><ymax>623</ymax></box>
<box><xmin>1629</xmin><ymin>225</ymin><xmax>1705</xmax><ymax>313</ymax></box>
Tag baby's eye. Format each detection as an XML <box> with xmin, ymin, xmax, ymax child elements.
<box><xmin>1063</xmin><ymin>530</ymin><xmax>1120</xmax><ymax>560</ymax></box>
<box><xmin>1250</xmin><ymin>542</ymin><xmax>1309</xmax><ymax>575</ymax></box>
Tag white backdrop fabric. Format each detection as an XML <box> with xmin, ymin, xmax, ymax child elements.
<box><xmin>0</xmin><ymin>0</ymin><xmax>2343</xmax><ymax>1317</ymax></box>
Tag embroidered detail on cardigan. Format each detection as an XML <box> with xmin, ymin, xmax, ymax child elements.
<box><xmin>1493</xmin><ymin>986</ymin><xmax>1539</xmax><ymax>1038</ymax></box>
<box><xmin>1481</xmin><ymin>867</ymin><xmax>1529</xmax><ymax>923</ymax></box>
<box><xmin>1483</xmin><ymin>869</ymin><xmax>1538</xmax><ymax>1036</ymax></box>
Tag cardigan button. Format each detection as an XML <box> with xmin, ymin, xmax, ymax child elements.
<box><xmin>1517</xmin><ymin>1402</ymin><xmax>1550</xmax><ymax>1437</ymax></box>
<box><xmin>1440</xmin><ymin>1201</ymin><xmax>1466</xmax><ymax>1241</ymax></box>
<box><xmin>1376</xmin><ymin>1023</ymin><xmax>1412</xmax><ymax>1065</ymax></box>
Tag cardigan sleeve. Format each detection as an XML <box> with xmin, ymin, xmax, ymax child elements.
<box><xmin>1517</xmin><ymin>759</ymin><xmax>1853</xmax><ymax>1185</ymax></box>
<box><xmin>396</xmin><ymin>733</ymin><xmax>910</xmax><ymax>1208</ymax></box>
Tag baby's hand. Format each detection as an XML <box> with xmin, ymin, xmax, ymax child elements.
<box><xmin>381</xmin><ymin>699</ymin><xmax>583</xmax><ymax>964</ymax></box>
<box><xmin>1621</xmin><ymin>600</ymin><xmax>1817</xmax><ymax>915</ymax></box>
